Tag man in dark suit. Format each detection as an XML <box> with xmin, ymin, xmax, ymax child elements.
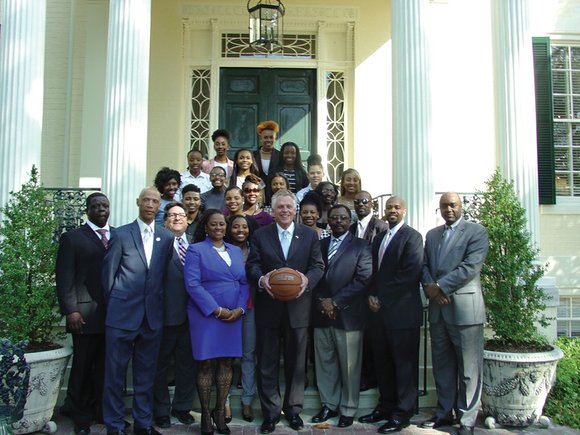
<box><xmin>349</xmin><ymin>190</ymin><xmax>388</xmax><ymax>242</ymax></box>
<box><xmin>359</xmin><ymin>196</ymin><xmax>423</xmax><ymax>433</ymax></box>
<box><xmin>310</xmin><ymin>204</ymin><xmax>372</xmax><ymax>428</ymax></box>
<box><xmin>348</xmin><ymin>190</ymin><xmax>388</xmax><ymax>391</ymax></box>
<box><xmin>56</xmin><ymin>193</ymin><xmax>110</xmax><ymax>435</ymax></box>
<box><xmin>420</xmin><ymin>192</ymin><xmax>488</xmax><ymax>435</ymax></box>
<box><xmin>247</xmin><ymin>189</ymin><xmax>324</xmax><ymax>434</ymax></box>
<box><xmin>153</xmin><ymin>202</ymin><xmax>196</xmax><ymax>428</ymax></box>
<box><xmin>102</xmin><ymin>187</ymin><xmax>174</xmax><ymax>435</ymax></box>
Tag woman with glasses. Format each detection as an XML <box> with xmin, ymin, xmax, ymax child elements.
<box><xmin>242</xmin><ymin>175</ymin><xmax>273</xmax><ymax>227</ymax></box>
<box><xmin>201</xmin><ymin>166</ymin><xmax>227</xmax><ymax>211</ymax></box>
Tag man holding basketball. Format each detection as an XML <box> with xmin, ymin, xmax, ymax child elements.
<box><xmin>247</xmin><ymin>190</ymin><xmax>325</xmax><ymax>434</ymax></box>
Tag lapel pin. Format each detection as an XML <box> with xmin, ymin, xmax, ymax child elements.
<box><xmin>156</xmin><ymin>237</ymin><xmax>161</xmax><ymax>242</ymax></box>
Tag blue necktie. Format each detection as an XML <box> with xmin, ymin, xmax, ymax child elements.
<box><xmin>281</xmin><ymin>230</ymin><xmax>291</xmax><ymax>259</ymax></box>
<box><xmin>328</xmin><ymin>238</ymin><xmax>340</xmax><ymax>262</ymax></box>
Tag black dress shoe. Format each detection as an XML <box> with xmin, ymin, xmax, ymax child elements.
<box><xmin>378</xmin><ymin>419</ymin><xmax>410</xmax><ymax>434</ymax></box>
<box><xmin>359</xmin><ymin>409</ymin><xmax>389</xmax><ymax>424</ymax></box>
<box><xmin>458</xmin><ymin>425</ymin><xmax>474</xmax><ymax>435</ymax></box>
<box><xmin>134</xmin><ymin>427</ymin><xmax>163</xmax><ymax>435</ymax></box>
<box><xmin>420</xmin><ymin>416</ymin><xmax>454</xmax><ymax>429</ymax></box>
<box><xmin>311</xmin><ymin>406</ymin><xmax>338</xmax><ymax>423</ymax></box>
<box><xmin>154</xmin><ymin>416</ymin><xmax>171</xmax><ymax>429</ymax></box>
<box><xmin>171</xmin><ymin>409</ymin><xmax>195</xmax><ymax>425</ymax></box>
<box><xmin>287</xmin><ymin>414</ymin><xmax>304</xmax><ymax>431</ymax></box>
<box><xmin>260</xmin><ymin>417</ymin><xmax>280</xmax><ymax>434</ymax></box>
<box><xmin>124</xmin><ymin>421</ymin><xmax>131</xmax><ymax>429</ymax></box>
<box><xmin>337</xmin><ymin>416</ymin><xmax>354</xmax><ymax>428</ymax></box>
<box><xmin>74</xmin><ymin>424</ymin><xmax>91</xmax><ymax>435</ymax></box>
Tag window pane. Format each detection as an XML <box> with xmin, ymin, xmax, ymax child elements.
<box><xmin>574</xmin><ymin>149</ymin><xmax>580</xmax><ymax>171</ymax></box>
<box><xmin>554</xmin><ymin>95</ymin><xmax>570</xmax><ymax>118</ymax></box>
<box><xmin>557</xmin><ymin>321</ymin><xmax>568</xmax><ymax>336</ymax></box>
<box><xmin>554</xmin><ymin>122</ymin><xmax>569</xmax><ymax>145</ymax></box>
<box><xmin>552</xmin><ymin>46</ymin><xmax>569</xmax><ymax>69</ymax></box>
<box><xmin>571</xmin><ymin>47</ymin><xmax>580</xmax><ymax>69</ymax></box>
<box><xmin>571</xmin><ymin>320</ymin><xmax>580</xmax><ymax>337</ymax></box>
<box><xmin>573</xmin><ymin>72</ymin><xmax>580</xmax><ymax>94</ymax></box>
<box><xmin>552</xmin><ymin>70</ymin><xmax>569</xmax><ymax>94</ymax></box>
<box><xmin>573</xmin><ymin>123</ymin><xmax>580</xmax><ymax>146</ymax></box>
<box><xmin>574</xmin><ymin>174</ymin><xmax>580</xmax><ymax>196</ymax></box>
<box><xmin>558</xmin><ymin>298</ymin><xmax>570</xmax><ymax>317</ymax></box>
<box><xmin>555</xmin><ymin>147</ymin><xmax>569</xmax><ymax>170</ymax></box>
<box><xmin>574</xmin><ymin>97</ymin><xmax>580</xmax><ymax>119</ymax></box>
<box><xmin>573</xmin><ymin>298</ymin><xmax>580</xmax><ymax>316</ymax></box>
<box><xmin>556</xmin><ymin>173</ymin><xmax>571</xmax><ymax>196</ymax></box>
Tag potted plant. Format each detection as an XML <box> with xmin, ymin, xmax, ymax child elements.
<box><xmin>0</xmin><ymin>166</ymin><xmax>72</xmax><ymax>434</ymax></box>
<box><xmin>466</xmin><ymin>168</ymin><xmax>563</xmax><ymax>428</ymax></box>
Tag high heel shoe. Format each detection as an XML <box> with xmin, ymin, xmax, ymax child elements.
<box><xmin>242</xmin><ymin>404</ymin><xmax>254</xmax><ymax>422</ymax></box>
<box><xmin>224</xmin><ymin>403</ymin><xmax>232</xmax><ymax>424</ymax></box>
<box><xmin>211</xmin><ymin>410</ymin><xmax>231</xmax><ymax>435</ymax></box>
<box><xmin>200</xmin><ymin>412</ymin><xmax>213</xmax><ymax>435</ymax></box>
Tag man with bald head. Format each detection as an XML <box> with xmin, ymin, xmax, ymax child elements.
<box><xmin>102</xmin><ymin>187</ymin><xmax>174</xmax><ymax>435</ymax></box>
<box><xmin>359</xmin><ymin>196</ymin><xmax>423</xmax><ymax>433</ymax></box>
<box><xmin>420</xmin><ymin>192</ymin><xmax>488</xmax><ymax>435</ymax></box>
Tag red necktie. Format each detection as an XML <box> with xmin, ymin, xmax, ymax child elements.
<box><xmin>96</xmin><ymin>228</ymin><xmax>108</xmax><ymax>249</ymax></box>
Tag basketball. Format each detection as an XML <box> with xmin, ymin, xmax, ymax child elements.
<box><xmin>268</xmin><ymin>268</ymin><xmax>303</xmax><ymax>301</ymax></box>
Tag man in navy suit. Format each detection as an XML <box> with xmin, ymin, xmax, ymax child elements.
<box><xmin>56</xmin><ymin>193</ymin><xmax>110</xmax><ymax>435</ymax></box>
<box><xmin>153</xmin><ymin>202</ymin><xmax>196</xmax><ymax>428</ymax></box>
<box><xmin>102</xmin><ymin>187</ymin><xmax>174</xmax><ymax>435</ymax></box>
<box><xmin>247</xmin><ymin>190</ymin><xmax>324</xmax><ymax>434</ymax></box>
<box><xmin>310</xmin><ymin>204</ymin><xmax>372</xmax><ymax>428</ymax></box>
<box><xmin>360</xmin><ymin>196</ymin><xmax>424</xmax><ymax>433</ymax></box>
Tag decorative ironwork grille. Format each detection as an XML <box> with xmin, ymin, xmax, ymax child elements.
<box><xmin>325</xmin><ymin>71</ymin><xmax>345</xmax><ymax>184</ymax></box>
<box><xmin>190</xmin><ymin>69</ymin><xmax>211</xmax><ymax>157</ymax></box>
<box><xmin>221</xmin><ymin>33</ymin><xmax>316</xmax><ymax>58</ymax></box>
<box><xmin>45</xmin><ymin>188</ymin><xmax>99</xmax><ymax>236</ymax></box>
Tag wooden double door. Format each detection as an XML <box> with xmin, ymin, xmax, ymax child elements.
<box><xmin>219</xmin><ymin>68</ymin><xmax>317</xmax><ymax>161</ymax></box>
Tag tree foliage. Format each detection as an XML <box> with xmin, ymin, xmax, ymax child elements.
<box><xmin>467</xmin><ymin>169</ymin><xmax>550</xmax><ymax>350</ymax></box>
<box><xmin>0</xmin><ymin>166</ymin><xmax>64</xmax><ymax>350</ymax></box>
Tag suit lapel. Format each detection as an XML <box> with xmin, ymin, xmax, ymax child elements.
<box><xmin>81</xmin><ymin>224</ymin><xmax>105</xmax><ymax>250</ymax></box>
<box><xmin>130</xmin><ymin>221</ymin><xmax>149</xmax><ymax>268</ymax></box>
<box><xmin>439</xmin><ymin>220</ymin><xmax>466</xmax><ymax>262</ymax></box>
<box><xmin>267</xmin><ymin>224</ymin><xmax>286</xmax><ymax>261</ymax></box>
<box><xmin>364</xmin><ymin>218</ymin><xmax>375</xmax><ymax>241</ymax></box>
<box><xmin>326</xmin><ymin>233</ymin><xmax>353</xmax><ymax>271</ymax></box>
<box><xmin>286</xmin><ymin>225</ymin><xmax>304</xmax><ymax>260</ymax></box>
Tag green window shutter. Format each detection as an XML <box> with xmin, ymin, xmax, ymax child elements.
<box><xmin>532</xmin><ymin>36</ymin><xmax>556</xmax><ymax>205</ymax></box>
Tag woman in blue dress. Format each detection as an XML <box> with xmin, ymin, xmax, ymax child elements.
<box><xmin>184</xmin><ymin>209</ymin><xmax>249</xmax><ymax>435</ymax></box>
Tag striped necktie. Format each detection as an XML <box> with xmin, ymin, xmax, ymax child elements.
<box><xmin>96</xmin><ymin>228</ymin><xmax>108</xmax><ymax>249</ymax></box>
<box><xmin>177</xmin><ymin>237</ymin><xmax>187</xmax><ymax>265</ymax></box>
<box><xmin>328</xmin><ymin>238</ymin><xmax>340</xmax><ymax>262</ymax></box>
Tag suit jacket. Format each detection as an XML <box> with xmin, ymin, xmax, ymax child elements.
<box><xmin>312</xmin><ymin>233</ymin><xmax>372</xmax><ymax>330</ymax></box>
<box><xmin>56</xmin><ymin>224</ymin><xmax>109</xmax><ymax>334</ymax></box>
<box><xmin>247</xmin><ymin>223</ymin><xmax>324</xmax><ymax>329</ymax></box>
<box><xmin>422</xmin><ymin>219</ymin><xmax>489</xmax><ymax>326</ymax></box>
<box><xmin>349</xmin><ymin>216</ymin><xmax>388</xmax><ymax>242</ymax></box>
<box><xmin>370</xmin><ymin>224</ymin><xmax>424</xmax><ymax>330</ymax></box>
<box><xmin>253</xmin><ymin>148</ymin><xmax>280</xmax><ymax>180</ymax></box>
<box><xmin>162</xmin><ymin>245</ymin><xmax>189</xmax><ymax>327</ymax></box>
<box><xmin>102</xmin><ymin>220</ymin><xmax>174</xmax><ymax>331</ymax></box>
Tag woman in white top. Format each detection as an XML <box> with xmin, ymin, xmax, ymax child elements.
<box><xmin>296</xmin><ymin>153</ymin><xmax>325</xmax><ymax>202</ymax></box>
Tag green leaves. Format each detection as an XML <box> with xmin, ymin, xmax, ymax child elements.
<box><xmin>467</xmin><ymin>168</ymin><xmax>550</xmax><ymax>349</ymax></box>
<box><xmin>0</xmin><ymin>166</ymin><xmax>64</xmax><ymax>349</ymax></box>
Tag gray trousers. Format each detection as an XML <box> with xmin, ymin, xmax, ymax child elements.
<box><xmin>313</xmin><ymin>327</ymin><xmax>363</xmax><ymax>417</ymax></box>
<box><xmin>429</xmin><ymin>321</ymin><xmax>483</xmax><ymax>427</ymax></box>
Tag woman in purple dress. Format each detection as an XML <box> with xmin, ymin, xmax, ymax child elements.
<box><xmin>184</xmin><ymin>209</ymin><xmax>249</xmax><ymax>435</ymax></box>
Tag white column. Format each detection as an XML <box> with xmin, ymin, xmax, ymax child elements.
<box><xmin>391</xmin><ymin>0</ymin><xmax>434</xmax><ymax>235</ymax></box>
<box><xmin>0</xmin><ymin>0</ymin><xmax>46</xmax><ymax>216</ymax></box>
<box><xmin>102</xmin><ymin>0</ymin><xmax>151</xmax><ymax>226</ymax></box>
<box><xmin>491</xmin><ymin>0</ymin><xmax>540</xmax><ymax>245</ymax></box>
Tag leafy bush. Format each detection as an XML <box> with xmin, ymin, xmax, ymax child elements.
<box><xmin>544</xmin><ymin>337</ymin><xmax>580</xmax><ymax>428</ymax></box>
<box><xmin>466</xmin><ymin>169</ymin><xmax>550</xmax><ymax>351</ymax></box>
<box><xmin>0</xmin><ymin>166</ymin><xmax>64</xmax><ymax>350</ymax></box>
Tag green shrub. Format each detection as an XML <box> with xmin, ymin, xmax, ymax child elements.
<box><xmin>544</xmin><ymin>337</ymin><xmax>580</xmax><ymax>428</ymax></box>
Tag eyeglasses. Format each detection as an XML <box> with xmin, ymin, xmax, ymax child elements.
<box><xmin>353</xmin><ymin>199</ymin><xmax>371</xmax><ymax>205</ymax></box>
<box><xmin>244</xmin><ymin>187</ymin><xmax>260</xmax><ymax>193</ymax></box>
<box><xmin>210</xmin><ymin>172</ymin><xmax>226</xmax><ymax>178</ymax></box>
<box><xmin>166</xmin><ymin>212</ymin><xmax>187</xmax><ymax>219</ymax></box>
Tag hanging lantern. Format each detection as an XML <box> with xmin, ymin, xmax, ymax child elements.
<box><xmin>247</xmin><ymin>0</ymin><xmax>285</xmax><ymax>53</ymax></box>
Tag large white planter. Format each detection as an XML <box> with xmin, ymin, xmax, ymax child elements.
<box><xmin>482</xmin><ymin>346</ymin><xmax>563</xmax><ymax>428</ymax></box>
<box><xmin>11</xmin><ymin>346</ymin><xmax>72</xmax><ymax>434</ymax></box>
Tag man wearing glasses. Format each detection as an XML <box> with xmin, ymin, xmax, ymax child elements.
<box><xmin>200</xmin><ymin>166</ymin><xmax>227</xmax><ymax>211</ymax></box>
<box><xmin>153</xmin><ymin>203</ymin><xmax>197</xmax><ymax>428</ymax></box>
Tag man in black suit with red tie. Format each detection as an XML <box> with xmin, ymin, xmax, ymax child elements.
<box><xmin>359</xmin><ymin>196</ymin><xmax>424</xmax><ymax>433</ymax></box>
<box><xmin>56</xmin><ymin>193</ymin><xmax>111</xmax><ymax>435</ymax></box>
<box><xmin>247</xmin><ymin>190</ymin><xmax>324</xmax><ymax>434</ymax></box>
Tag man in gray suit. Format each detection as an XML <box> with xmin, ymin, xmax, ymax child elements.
<box><xmin>153</xmin><ymin>202</ymin><xmax>196</xmax><ymax>428</ymax></box>
<box><xmin>420</xmin><ymin>192</ymin><xmax>488</xmax><ymax>435</ymax></box>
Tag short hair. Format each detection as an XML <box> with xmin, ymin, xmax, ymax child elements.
<box><xmin>315</xmin><ymin>181</ymin><xmax>338</xmax><ymax>197</ymax></box>
<box><xmin>209</xmin><ymin>166</ymin><xmax>227</xmax><ymax>176</ymax></box>
<box><xmin>257</xmin><ymin>120</ymin><xmax>279</xmax><ymax>135</ymax></box>
<box><xmin>328</xmin><ymin>203</ymin><xmax>352</xmax><ymax>220</ymax></box>
<box><xmin>339</xmin><ymin>168</ymin><xmax>362</xmax><ymax>196</ymax></box>
<box><xmin>154</xmin><ymin>167</ymin><xmax>181</xmax><ymax>194</ymax></box>
<box><xmin>193</xmin><ymin>209</ymin><xmax>225</xmax><ymax>243</ymax></box>
<box><xmin>182</xmin><ymin>183</ymin><xmax>201</xmax><ymax>195</ymax></box>
<box><xmin>211</xmin><ymin>129</ymin><xmax>230</xmax><ymax>142</ymax></box>
<box><xmin>271</xmin><ymin>189</ymin><xmax>297</xmax><ymax>209</ymax></box>
<box><xmin>187</xmin><ymin>148</ymin><xmax>203</xmax><ymax>158</ymax></box>
<box><xmin>300</xmin><ymin>192</ymin><xmax>323</xmax><ymax>217</ymax></box>
<box><xmin>85</xmin><ymin>192</ymin><xmax>108</xmax><ymax>209</ymax></box>
<box><xmin>356</xmin><ymin>190</ymin><xmax>373</xmax><ymax>199</ymax></box>
<box><xmin>163</xmin><ymin>201</ymin><xmax>186</xmax><ymax>220</ymax></box>
<box><xmin>225</xmin><ymin>185</ymin><xmax>243</xmax><ymax>196</ymax></box>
